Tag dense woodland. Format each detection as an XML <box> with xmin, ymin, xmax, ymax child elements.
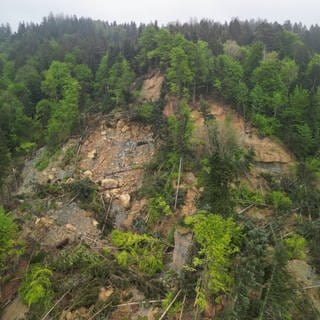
<box><xmin>1</xmin><ymin>14</ymin><xmax>320</xmax><ymax>319</ymax></box>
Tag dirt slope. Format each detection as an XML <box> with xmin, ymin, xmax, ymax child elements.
<box><xmin>139</xmin><ymin>71</ymin><xmax>164</xmax><ymax>102</ymax></box>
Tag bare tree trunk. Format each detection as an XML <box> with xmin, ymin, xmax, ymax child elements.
<box><xmin>174</xmin><ymin>157</ymin><xmax>183</xmax><ymax>211</ymax></box>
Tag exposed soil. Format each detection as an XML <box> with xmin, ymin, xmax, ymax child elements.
<box><xmin>140</xmin><ymin>71</ymin><xmax>164</xmax><ymax>103</ymax></box>
<box><xmin>207</xmin><ymin>102</ymin><xmax>293</xmax><ymax>164</ymax></box>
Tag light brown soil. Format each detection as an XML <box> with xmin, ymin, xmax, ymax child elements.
<box><xmin>207</xmin><ymin>102</ymin><xmax>293</xmax><ymax>164</ymax></box>
<box><xmin>140</xmin><ymin>71</ymin><xmax>164</xmax><ymax>103</ymax></box>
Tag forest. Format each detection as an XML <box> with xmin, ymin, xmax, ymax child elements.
<box><xmin>1</xmin><ymin>14</ymin><xmax>320</xmax><ymax>319</ymax></box>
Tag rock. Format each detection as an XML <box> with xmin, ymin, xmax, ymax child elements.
<box><xmin>111</xmin><ymin>202</ymin><xmax>128</xmax><ymax>229</ymax></box>
<box><xmin>48</xmin><ymin>203</ymin><xmax>100</xmax><ymax>239</ymax></box>
<box><xmin>1</xmin><ymin>297</ymin><xmax>28</xmax><ymax>320</ymax></box>
<box><xmin>101</xmin><ymin>130</ymin><xmax>107</xmax><ymax>136</ymax></box>
<box><xmin>172</xmin><ymin>227</ymin><xmax>193</xmax><ymax>273</ymax></box>
<box><xmin>37</xmin><ymin>216</ymin><xmax>54</xmax><ymax>227</ymax></box>
<box><xmin>66</xmin><ymin>178</ymin><xmax>75</xmax><ymax>185</ymax></box>
<box><xmin>98</xmin><ymin>287</ymin><xmax>114</xmax><ymax>302</ymax></box>
<box><xmin>101</xmin><ymin>178</ymin><xmax>119</xmax><ymax>189</ymax></box>
<box><xmin>65</xmin><ymin>223</ymin><xmax>77</xmax><ymax>231</ymax></box>
<box><xmin>118</xmin><ymin>193</ymin><xmax>131</xmax><ymax>209</ymax></box>
<box><xmin>65</xmin><ymin>311</ymin><xmax>73</xmax><ymax>320</ymax></box>
<box><xmin>184</xmin><ymin>172</ymin><xmax>196</xmax><ymax>185</ymax></box>
<box><xmin>121</xmin><ymin>125</ymin><xmax>130</xmax><ymax>133</ymax></box>
<box><xmin>87</xmin><ymin>149</ymin><xmax>97</xmax><ymax>159</ymax></box>
<box><xmin>83</xmin><ymin>170</ymin><xmax>93</xmax><ymax>178</ymax></box>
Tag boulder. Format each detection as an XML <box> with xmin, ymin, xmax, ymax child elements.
<box><xmin>98</xmin><ymin>287</ymin><xmax>114</xmax><ymax>302</ymax></box>
<box><xmin>172</xmin><ymin>227</ymin><xmax>193</xmax><ymax>273</ymax></box>
<box><xmin>87</xmin><ymin>149</ymin><xmax>97</xmax><ymax>159</ymax></box>
<box><xmin>83</xmin><ymin>170</ymin><xmax>93</xmax><ymax>178</ymax></box>
<box><xmin>118</xmin><ymin>193</ymin><xmax>131</xmax><ymax>209</ymax></box>
<box><xmin>101</xmin><ymin>178</ymin><xmax>119</xmax><ymax>189</ymax></box>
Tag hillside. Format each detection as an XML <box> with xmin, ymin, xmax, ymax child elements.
<box><xmin>1</xmin><ymin>16</ymin><xmax>320</xmax><ymax>320</ymax></box>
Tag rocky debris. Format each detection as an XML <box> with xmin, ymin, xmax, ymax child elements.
<box><xmin>80</xmin><ymin>117</ymin><xmax>156</xmax><ymax>195</ymax></box>
<box><xmin>1</xmin><ymin>297</ymin><xmax>28</xmax><ymax>320</ymax></box>
<box><xmin>140</xmin><ymin>71</ymin><xmax>164</xmax><ymax>102</ymax></box>
<box><xmin>98</xmin><ymin>287</ymin><xmax>114</xmax><ymax>302</ymax></box>
<box><xmin>120</xmin><ymin>198</ymin><xmax>147</xmax><ymax>230</ymax></box>
<box><xmin>49</xmin><ymin>203</ymin><xmax>100</xmax><ymax>238</ymax></box>
<box><xmin>179</xmin><ymin>172</ymin><xmax>199</xmax><ymax>217</ymax></box>
<box><xmin>110</xmin><ymin>288</ymin><xmax>158</xmax><ymax>320</ymax></box>
<box><xmin>288</xmin><ymin>259</ymin><xmax>320</xmax><ymax>312</ymax></box>
<box><xmin>172</xmin><ymin>227</ymin><xmax>193</xmax><ymax>273</ymax></box>
<box><xmin>288</xmin><ymin>260</ymin><xmax>319</xmax><ymax>288</ymax></box>
<box><xmin>60</xmin><ymin>307</ymin><xmax>90</xmax><ymax>320</ymax></box>
<box><xmin>17</xmin><ymin>140</ymin><xmax>77</xmax><ymax>195</ymax></box>
<box><xmin>23</xmin><ymin>203</ymin><xmax>101</xmax><ymax>249</ymax></box>
<box><xmin>111</xmin><ymin>201</ymin><xmax>128</xmax><ymax>229</ymax></box>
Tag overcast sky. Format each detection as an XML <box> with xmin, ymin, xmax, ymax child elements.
<box><xmin>1</xmin><ymin>0</ymin><xmax>320</xmax><ymax>31</ymax></box>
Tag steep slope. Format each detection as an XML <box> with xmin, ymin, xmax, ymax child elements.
<box><xmin>3</xmin><ymin>73</ymin><xmax>319</xmax><ymax>320</ymax></box>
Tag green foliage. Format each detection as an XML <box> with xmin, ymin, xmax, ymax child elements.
<box><xmin>167</xmin><ymin>46</ymin><xmax>193</xmax><ymax>96</ymax></box>
<box><xmin>19</xmin><ymin>264</ymin><xmax>54</xmax><ymax>309</ymax></box>
<box><xmin>148</xmin><ymin>194</ymin><xmax>172</xmax><ymax>225</ymax></box>
<box><xmin>252</xmin><ymin>113</ymin><xmax>280</xmax><ymax>136</ymax></box>
<box><xmin>62</xmin><ymin>145</ymin><xmax>77</xmax><ymax>166</ymax></box>
<box><xmin>233</xmin><ymin>183</ymin><xmax>264</xmax><ymax>206</ymax></box>
<box><xmin>53</xmin><ymin>244</ymin><xmax>103</xmax><ymax>274</ymax></box>
<box><xmin>0</xmin><ymin>207</ymin><xmax>23</xmax><ymax>269</ymax></box>
<box><xmin>0</xmin><ymin>135</ymin><xmax>11</xmax><ymax>188</ymax></box>
<box><xmin>41</xmin><ymin>61</ymin><xmax>80</xmax><ymax>151</ymax></box>
<box><xmin>266</xmin><ymin>191</ymin><xmax>292</xmax><ymax>212</ymax></box>
<box><xmin>283</xmin><ymin>233</ymin><xmax>307</xmax><ymax>260</ymax></box>
<box><xmin>162</xmin><ymin>291</ymin><xmax>182</xmax><ymax>315</ymax></box>
<box><xmin>167</xmin><ymin>100</ymin><xmax>193</xmax><ymax>155</ymax></box>
<box><xmin>297</xmin><ymin>219</ymin><xmax>320</xmax><ymax>272</ymax></box>
<box><xmin>228</xmin><ymin>219</ymin><xmax>269</xmax><ymax>319</ymax></box>
<box><xmin>185</xmin><ymin>213</ymin><xmax>241</xmax><ymax>301</ymax></box>
<box><xmin>132</xmin><ymin>103</ymin><xmax>154</xmax><ymax>122</ymax></box>
<box><xmin>199</xmin><ymin>119</ymin><xmax>253</xmax><ymax>215</ymax></box>
<box><xmin>107</xmin><ymin>54</ymin><xmax>135</xmax><ymax>107</ymax></box>
<box><xmin>111</xmin><ymin>230</ymin><xmax>164</xmax><ymax>276</ymax></box>
<box><xmin>213</xmin><ymin>54</ymin><xmax>245</xmax><ymax>104</ymax></box>
<box><xmin>35</xmin><ymin>152</ymin><xmax>51</xmax><ymax>171</ymax></box>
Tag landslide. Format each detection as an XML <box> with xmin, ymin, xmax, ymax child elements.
<box><xmin>4</xmin><ymin>72</ymin><xmax>319</xmax><ymax>320</ymax></box>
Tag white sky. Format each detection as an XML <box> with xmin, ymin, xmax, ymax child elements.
<box><xmin>1</xmin><ymin>0</ymin><xmax>319</xmax><ymax>31</ymax></box>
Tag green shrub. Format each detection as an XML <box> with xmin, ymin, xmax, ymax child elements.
<box><xmin>19</xmin><ymin>265</ymin><xmax>54</xmax><ymax>309</ymax></box>
<box><xmin>111</xmin><ymin>230</ymin><xmax>164</xmax><ymax>276</ymax></box>
<box><xmin>0</xmin><ymin>207</ymin><xmax>23</xmax><ymax>269</ymax></box>
<box><xmin>35</xmin><ymin>154</ymin><xmax>50</xmax><ymax>171</ymax></box>
<box><xmin>283</xmin><ymin>233</ymin><xmax>307</xmax><ymax>260</ymax></box>
<box><xmin>252</xmin><ymin>114</ymin><xmax>280</xmax><ymax>136</ymax></box>
<box><xmin>266</xmin><ymin>191</ymin><xmax>292</xmax><ymax>212</ymax></box>
<box><xmin>148</xmin><ymin>195</ymin><xmax>171</xmax><ymax>225</ymax></box>
<box><xmin>233</xmin><ymin>183</ymin><xmax>264</xmax><ymax>206</ymax></box>
<box><xmin>185</xmin><ymin>212</ymin><xmax>241</xmax><ymax>308</ymax></box>
<box><xmin>132</xmin><ymin>103</ymin><xmax>154</xmax><ymax>122</ymax></box>
<box><xmin>53</xmin><ymin>244</ymin><xmax>102</xmax><ymax>272</ymax></box>
<box><xmin>62</xmin><ymin>145</ymin><xmax>77</xmax><ymax>166</ymax></box>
